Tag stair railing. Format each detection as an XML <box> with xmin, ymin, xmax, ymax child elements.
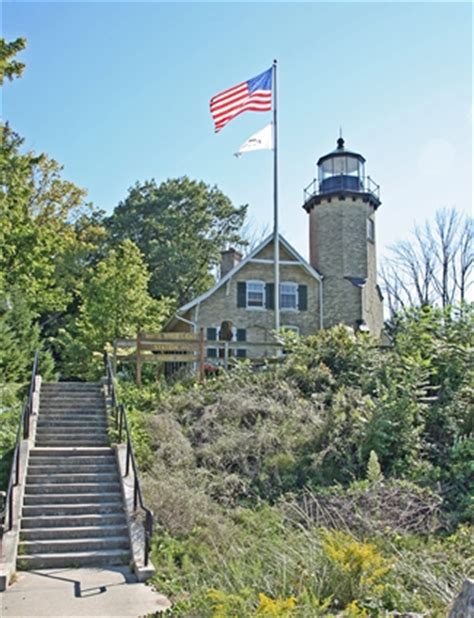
<box><xmin>104</xmin><ymin>352</ymin><xmax>154</xmax><ymax>567</ymax></box>
<box><xmin>1</xmin><ymin>351</ymin><xmax>39</xmax><ymax>537</ymax></box>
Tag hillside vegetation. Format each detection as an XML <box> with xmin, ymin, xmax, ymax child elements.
<box><xmin>116</xmin><ymin>305</ymin><xmax>473</xmax><ymax>617</ymax></box>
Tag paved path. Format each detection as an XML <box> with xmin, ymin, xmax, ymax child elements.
<box><xmin>0</xmin><ymin>567</ymin><xmax>170</xmax><ymax>617</ymax></box>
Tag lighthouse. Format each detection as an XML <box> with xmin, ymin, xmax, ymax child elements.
<box><xmin>303</xmin><ymin>137</ymin><xmax>384</xmax><ymax>336</ymax></box>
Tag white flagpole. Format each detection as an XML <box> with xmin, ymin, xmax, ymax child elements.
<box><xmin>272</xmin><ymin>59</ymin><xmax>280</xmax><ymax>332</ymax></box>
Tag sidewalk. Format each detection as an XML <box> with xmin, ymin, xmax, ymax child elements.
<box><xmin>0</xmin><ymin>566</ymin><xmax>170</xmax><ymax>617</ymax></box>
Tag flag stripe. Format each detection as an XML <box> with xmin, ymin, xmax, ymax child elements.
<box><xmin>214</xmin><ymin>103</ymin><xmax>272</xmax><ymax>131</ymax></box>
<box><xmin>212</xmin><ymin>92</ymin><xmax>271</xmax><ymax>120</ymax></box>
<box><xmin>210</xmin><ymin>67</ymin><xmax>272</xmax><ymax>133</ymax></box>
<box><xmin>210</xmin><ymin>82</ymin><xmax>247</xmax><ymax>105</ymax></box>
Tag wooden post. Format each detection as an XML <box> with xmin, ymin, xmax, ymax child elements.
<box><xmin>198</xmin><ymin>328</ymin><xmax>205</xmax><ymax>381</ymax></box>
<box><xmin>224</xmin><ymin>341</ymin><xmax>229</xmax><ymax>371</ymax></box>
<box><xmin>136</xmin><ymin>331</ymin><xmax>142</xmax><ymax>387</ymax></box>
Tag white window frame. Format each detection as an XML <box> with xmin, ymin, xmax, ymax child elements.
<box><xmin>246</xmin><ymin>280</ymin><xmax>265</xmax><ymax>309</ymax></box>
<box><xmin>280</xmin><ymin>281</ymin><xmax>298</xmax><ymax>311</ymax></box>
<box><xmin>206</xmin><ymin>347</ymin><xmax>218</xmax><ymax>359</ymax></box>
<box><xmin>281</xmin><ymin>325</ymin><xmax>300</xmax><ymax>335</ymax></box>
<box><xmin>367</xmin><ymin>218</ymin><xmax>375</xmax><ymax>242</ymax></box>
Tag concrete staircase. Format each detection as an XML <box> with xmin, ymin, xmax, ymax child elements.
<box><xmin>17</xmin><ymin>383</ymin><xmax>130</xmax><ymax>569</ymax></box>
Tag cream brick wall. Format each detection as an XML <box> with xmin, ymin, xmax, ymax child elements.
<box><xmin>309</xmin><ymin>196</ymin><xmax>383</xmax><ymax>337</ymax></box>
<box><xmin>183</xmin><ymin>241</ymin><xmax>321</xmax><ymax>359</ymax></box>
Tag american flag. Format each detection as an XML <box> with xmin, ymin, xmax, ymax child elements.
<box><xmin>210</xmin><ymin>67</ymin><xmax>272</xmax><ymax>133</ymax></box>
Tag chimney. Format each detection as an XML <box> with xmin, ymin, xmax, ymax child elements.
<box><xmin>220</xmin><ymin>248</ymin><xmax>242</xmax><ymax>278</ymax></box>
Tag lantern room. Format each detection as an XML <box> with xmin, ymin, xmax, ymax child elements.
<box><xmin>318</xmin><ymin>137</ymin><xmax>365</xmax><ymax>193</ymax></box>
<box><xmin>303</xmin><ymin>136</ymin><xmax>381</xmax><ymax>212</ymax></box>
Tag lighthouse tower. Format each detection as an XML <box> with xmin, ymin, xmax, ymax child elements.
<box><xmin>303</xmin><ymin>137</ymin><xmax>384</xmax><ymax>336</ymax></box>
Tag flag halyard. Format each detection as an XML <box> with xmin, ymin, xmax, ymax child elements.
<box><xmin>210</xmin><ymin>67</ymin><xmax>272</xmax><ymax>133</ymax></box>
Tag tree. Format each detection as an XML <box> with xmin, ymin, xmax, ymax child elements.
<box><xmin>107</xmin><ymin>177</ymin><xmax>248</xmax><ymax>305</ymax></box>
<box><xmin>0</xmin><ymin>37</ymin><xmax>26</xmax><ymax>85</ymax></box>
<box><xmin>0</xmin><ymin>124</ymin><xmax>106</xmax><ymax>321</ymax></box>
<box><xmin>59</xmin><ymin>240</ymin><xmax>171</xmax><ymax>378</ymax></box>
<box><xmin>381</xmin><ymin>208</ymin><xmax>473</xmax><ymax>315</ymax></box>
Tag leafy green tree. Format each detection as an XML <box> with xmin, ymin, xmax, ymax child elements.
<box><xmin>59</xmin><ymin>240</ymin><xmax>171</xmax><ymax>378</ymax></box>
<box><xmin>0</xmin><ymin>37</ymin><xmax>26</xmax><ymax>85</ymax></box>
<box><xmin>107</xmin><ymin>177</ymin><xmax>248</xmax><ymax>304</ymax></box>
<box><xmin>0</xmin><ymin>125</ymin><xmax>106</xmax><ymax>322</ymax></box>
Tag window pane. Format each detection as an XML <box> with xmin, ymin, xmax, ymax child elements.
<box><xmin>247</xmin><ymin>281</ymin><xmax>264</xmax><ymax>307</ymax></box>
<box><xmin>280</xmin><ymin>283</ymin><xmax>297</xmax><ymax>309</ymax></box>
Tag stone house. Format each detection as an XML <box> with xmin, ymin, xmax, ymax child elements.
<box><xmin>165</xmin><ymin>234</ymin><xmax>322</xmax><ymax>361</ymax></box>
<box><xmin>164</xmin><ymin>137</ymin><xmax>384</xmax><ymax>362</ymax></box>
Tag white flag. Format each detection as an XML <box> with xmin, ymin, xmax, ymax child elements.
<box><xmin>234</xmin><ymin>123</ymin><xmax>273</xmax><ymax>157</ymax></box>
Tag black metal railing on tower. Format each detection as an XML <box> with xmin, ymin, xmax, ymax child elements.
<box><xmin>303</xmin><ymin>174</ymin><xmax>380</xmax><ymax>206</ymax></box>
<box><xmin>104</xmin><ymin>352</ymin><xmax>154</xmax><ymax>567</ymax></box>
<box><xmin>0</xmin><ymin>351</ymin><xmax>39</xmax><ymax>538</ymax></box>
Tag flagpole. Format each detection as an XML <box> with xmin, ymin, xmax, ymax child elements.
<box><xmin>272</xmin><ymin>59</ymin><xmax>280</xmax><ymax>332</ymax></box>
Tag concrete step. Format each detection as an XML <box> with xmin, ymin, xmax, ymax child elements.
<box><xmin>28</xmin><ymin>464</ymin><xmax>118</xmax><ymax>475</ymax></box>
<box><xmin>17</xmin><ymin>549</ymin><xmax>129</xmax><ymax>570</ymax></box>
<box><xmin>36</xmin><ymin>426</ymin><xmax>108</xmax><ymax>433</ymax></box>
<box><xmin>24</xmin><ymin>493</ymin><xmax>122</xmax><ymax>505</ymax></box>
<box><xmin>39</xmin><ymin>403</ymin><xmax>105</xmax><ymax>411</ymax></box>
<box><xmin>21</xmin><ymin>524</ymin><xmax>128</xmax><ymax>541</ymax></box>
<box><xmin>27</xmin><ymin>473</ymin><xmax>119</xmax><ymax>484</ymax></box>
<box><xmin>35</xmin><ymin>431</ymin><xmax>108</xmax><ymax>439</ymax></box>
<box><xmin>21</xmin><ymin>513</ymin><xmax>126</xmax><ymax>529</ymax></box>
<box><xmin>40</xmin><ymin>393</ymin><xmax>102</xmax><ymax>398</ymax></box>
<box><xmin>35</xmin><ymin>439</ymin><xmax>109</xmax><ymax>448</ymax></box>
<box><xmin>22</xmin><ymin>503</ymin><xmax>125</xmax><ymax>517</ymax></box>
<box><xmin>41</xmin><ymin>381</ymin><xmax>102</xmax><ymax>390</ymax></box>
<box><xmin>25</xmin><ymin>482</ymin><xmax>121</xmax><ymax>495</ymax></box>
<box><xmin>38</xmin><ymin>406</ymin><xmax>106</xmax><ymax>420</ymax></box>
<box><xmin>36</xmin><ymin>427</ymin><xmax>107</xmax><ymax>446</ymax></box>
<box><xmin>29</xmin><ymin>447</ymin><xmax>113</xmax><ymax>457</ymax></box>
<box><xmin>37</xmin><ymin>419</ymin><xmax>107</xmax><ymax>427</ymax></box>
<box><xmin>20</xmin><ymin>536</ymin><xmax>130</xmax><ymax>555</ymax></box>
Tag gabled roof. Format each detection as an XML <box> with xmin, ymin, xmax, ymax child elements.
<box><xmin>177</xmin><ymin>233</ymin><xmax>323</xmax><ymax>315</ymax></box>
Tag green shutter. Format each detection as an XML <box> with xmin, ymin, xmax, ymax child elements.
<box><xmin>298</xmin><ymin>285</ymin><xmax>308</xmax><ymax>311</ymax></box>
<box><xmin>207</xmin><ymin>327</ymin><xmax>217</xmax><ymax>341</ymax></box>
<box><xmin>236</xmin><ymin>328</ymin><xmax>246</xmax><ymax>342</ymax></box>
<box><xmin>237</xmin><ymin>282</ymin><xmax>247</xmax><ymax>308</ymax></box>
<box><xmin>266</xmin><ymin>283</ymin><xmax>275</xmax><ymax>309</ymax></box>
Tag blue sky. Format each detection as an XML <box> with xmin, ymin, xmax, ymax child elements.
<box><xmin>3</xmin><ymin>2</ymin><xmax>472</xmax><ymax>261</ymax></box>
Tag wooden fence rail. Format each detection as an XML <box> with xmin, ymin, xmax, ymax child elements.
<box><xmin>114</xmin><ymin>330</ymin><xmax>283</xmax><ymax>385</ymax></box>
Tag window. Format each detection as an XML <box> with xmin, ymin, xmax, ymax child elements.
<box><xmin>235</xmin><ymin>349</ymin><xmax>247</xmax><ymax>359</ymax></box>
<box><xmin>280</xmin><ymin>282</ymin><xmax>298</xmax><ymax>310</ymax></box>
<box><xmin>281</xmin><ymin>325</ymin><xmax>299</xmax><ymax>335</ymax></box>
<box><xmin>207</xmin><ymin>348</ymin><xmax>217</xmax><ymax>358</ymax></box>
<box><xmin>247</xmin><ymin>281</ymin><xmax>265</xmax><ymax>308</ymax></box>
<box><xmin>367</xmin><ymin>218</ymin><xmax>375</xmax><ymax>242</ymax></box>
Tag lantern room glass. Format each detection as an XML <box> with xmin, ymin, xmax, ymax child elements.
<box><xmin>318</xmin><ymin>155</ymin><xmax>365</xmax><ymax>193</ymax></box>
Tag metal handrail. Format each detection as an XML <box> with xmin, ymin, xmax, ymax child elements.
<box><xmin>1</xmin><ymin>351</ymin><xmax>39</xmax><ymax>537</ymax></box>
<box><xmin>303</xmin><ymin>174</ymin><xmax>380</xmax><ymax>204</ymax></box>
<box><xmin>104</xmin><ymin>352</ymin><xmax>153</xmax><ymax>567</ymax></box>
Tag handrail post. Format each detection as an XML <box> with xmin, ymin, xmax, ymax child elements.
<box><xmin>125</xmin><ymin>438</ymin><xmax>131</xmax><ymax>477</ymax></box>
<box><xmin>8</xmin><ymin>490</ymin><xmax>13</xmax><ymax>530</ymax></box>
<box><xmin>14</xmin><ymin>446</ymin><xmax>20</xmax><ymax>487</ymax></box>
<box><xmin>133</xmin><ymin>476</ymin><xmax>138</xmax><ymax>511</ymax></box>
<box><xmin>118</xmin><ymin>404</ymin><xmax>124</xmax><ymax>443</ymax></box>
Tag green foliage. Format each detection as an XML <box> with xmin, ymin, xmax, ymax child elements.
<box><xmin>0</xmin><ymin>125</ymin><xmax>106</xmax><ymax>320</ymax></box>
<box><xmin>0</xmin><ymin>38</ymin><xmax>26</xmax><ymax>85</ymax></box>
<box><xmin>366</xmin><ymin>451</ymin><xmax>383</xmax><ymax>483</ymax></box>
<box><xmin>106</xmin><ymin>176</ymin><xmax>248</xmax><ymax>304</ymax></box>
<box><xmin>116</xmin><ymin>305</ymin><xmax>472</xmax><ymax>614</ymax></box>
<box><xmin>58</xmin><ymin>240</ymin><xmax>171</xmax><ymax>379</ymax></box>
